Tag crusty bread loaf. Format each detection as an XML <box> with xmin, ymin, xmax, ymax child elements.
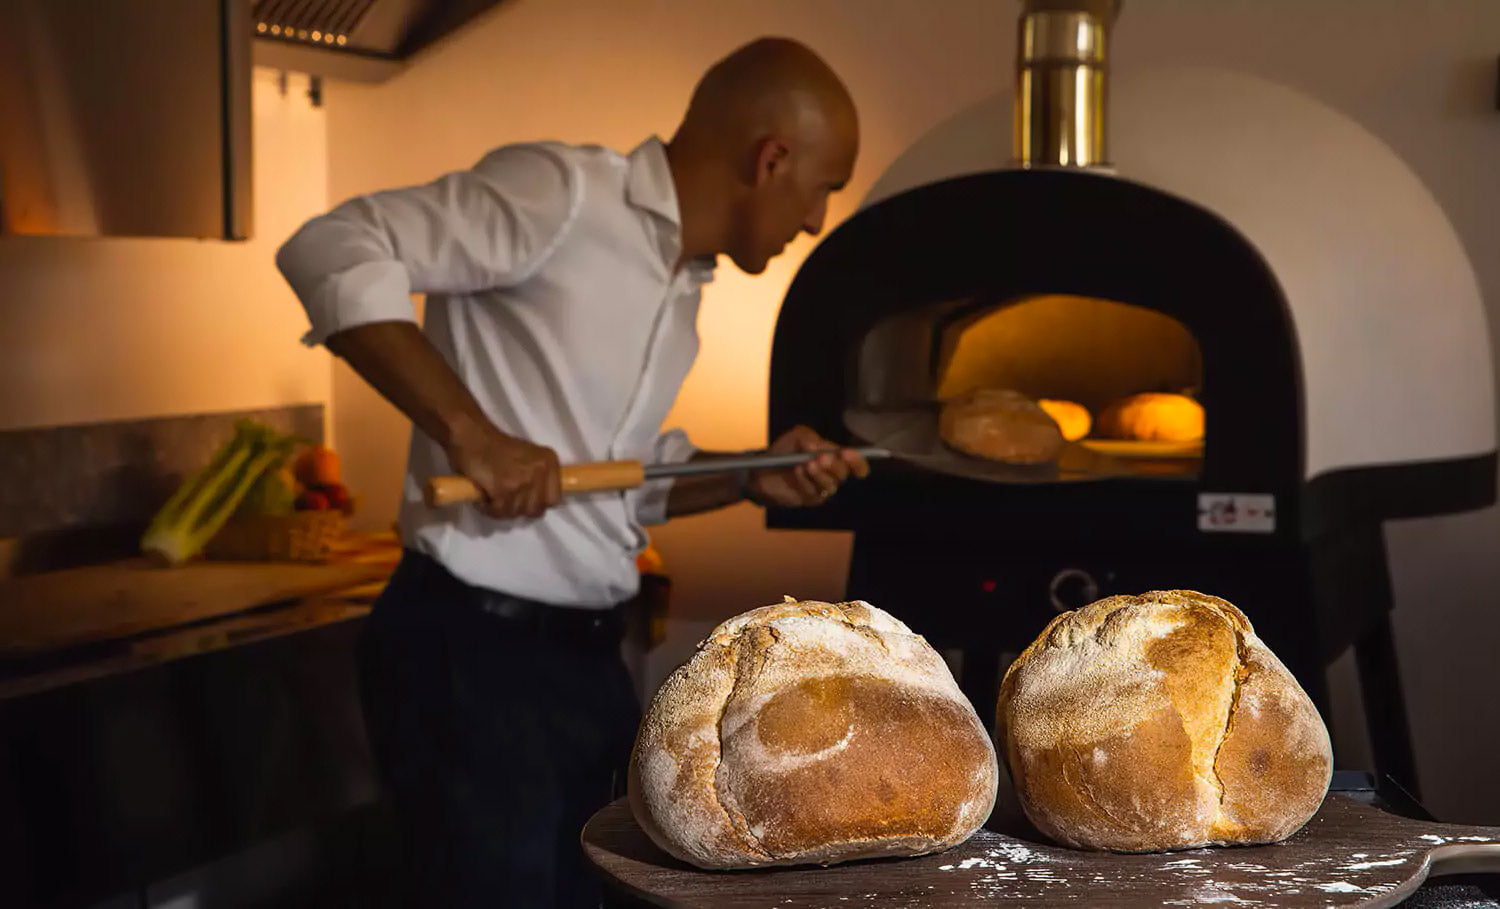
<box><xmin>1095</xmin><ymin>392</ymin><xmax>1204</xmax><ymax>442</ymax></box>
<box><xmin>629</xmin><ymin>597</ymin><xmax>998</xmax><ymax>870</ymax></box>
<box><xmin>939</xmin><ymin>388</ymin><xmax>1065</xmax><ymax>464</ymax></box>
<box><xmin>996</xmin><ymin>590</ymin><xmax>1332</xmax><ymax>853</ymax></box>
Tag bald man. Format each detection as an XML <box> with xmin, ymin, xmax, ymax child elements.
<box><xmin>276</xmin><ymin>37</ymin><xmax>863</xmax><ymax>909</ymax></box>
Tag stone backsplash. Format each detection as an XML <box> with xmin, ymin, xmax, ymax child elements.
<box><xmin>0</xmin><ymin>405</ymin><xmax>323</xmax><ymax>571</ymax></box>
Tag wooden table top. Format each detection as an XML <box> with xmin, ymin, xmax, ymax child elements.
<box><xmin>582</xmin><ymin>794</ymin><xmax>1500</xmax><ymax>908</ymax></box>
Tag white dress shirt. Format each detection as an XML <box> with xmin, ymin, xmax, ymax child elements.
<box><xmin>277</xmin><ymin>137</ymin><xmax>714</xmax><ymax>607</ymax></box>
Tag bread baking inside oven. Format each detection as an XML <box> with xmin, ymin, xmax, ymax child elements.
<box><xmin>629</xmin><ymin>597</ymin><xmax>998</xmax><ymax>870</ymax></box>
<box><xmin>996</xmin><ymin>590</ymin><xmax>1332</xmax><ymax>853</ymax></box>
<box><xmin>938</xmin><ymin>388</ymin><xmax>1065</xmax><ymax>464</ymax></box>
<box><xmin>1037</xmin><ymin>398</ymin><xmax>1092</xmax><ymax>441</ymax></box>
<box><xmin>1095</xmin><ymin>392</ymin><xmax>1204</xmax><ymax>442</ymax></box>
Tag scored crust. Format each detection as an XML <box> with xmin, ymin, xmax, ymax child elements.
<box><xmin>629</xmin><ymin>597</ymin><xmax>999</xmax><ymax>869</ymax></box>
<box><xmin>995</xmin><ymin>590</ymin><xmax>1332</xmax><ymax>852</ymax></box>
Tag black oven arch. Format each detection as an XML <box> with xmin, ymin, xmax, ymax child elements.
<box><xmin>768</xmin><ymin>168</ymin><xmax>1302</xmax><ymax>542</ymax></box>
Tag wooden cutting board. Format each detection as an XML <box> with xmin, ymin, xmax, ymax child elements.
<box><xmin>0</xmin><ymin>543</ymin><xmax>397</xmax><ymax>655</ymax></box>
<box><xmin>582</xmin><ymin>795</ymin><xmax>1500</xmax><ymax>907</ymax></box>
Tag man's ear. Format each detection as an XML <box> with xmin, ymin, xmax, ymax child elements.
<box><xmin>752</xmin><ymin>136</ymin><xmax>790</xmax><ymax>188</ymax></box>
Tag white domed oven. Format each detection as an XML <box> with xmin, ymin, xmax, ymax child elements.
<box><xmin>766</xmin><ymin>0</ymin><xmax>1495</xmax><ymax>798</ymax></box>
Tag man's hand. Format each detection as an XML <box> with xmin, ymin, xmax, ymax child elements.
<box><xmin>747</xmin><ymin>425</ymin><xmax>871</xmax><ymax>507</ymax></box>
<box><xmin>323</xmin><ymin>322</ymin><xmax>562</xmax><ymax>521</ymax></box>
<box><xmin>445</xmin><ymin>417</ymin><xmax>562</xmax><ymax>520</ymax></box>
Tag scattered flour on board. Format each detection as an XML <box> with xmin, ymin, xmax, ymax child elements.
<box><xmin>937</xmin><ymin>842</ymin><xmax>1053</xmax><ymax>872</ymax></box>
<box><xmin>938</xmin><ymin>857</ymin><xmax>992</xmax><ymax>872</ymax></box>
<box><xmin>992</xmin><ymin>842</ymin><xmax>1053</xmax><ymax>864</ymax></box>
<box><xmin>1192</xmin><ymin>886</ymin><xmax>1250</xmax><ymax>903</ymax></box>
<box><xmin>922</xmin><ymin>825</ymin><xmax>1500</xmax><ymax>905</ymax></box>
<box><xmin>1318</xmin><ymin>882</ymin><xmax>1365</xmax><ymax>893</ymax></box>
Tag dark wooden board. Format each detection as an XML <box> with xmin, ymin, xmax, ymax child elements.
<box><xmin>582</xmin><ymin>795</ymin><xmax>1500</xmax><ymax>907</ymax></box>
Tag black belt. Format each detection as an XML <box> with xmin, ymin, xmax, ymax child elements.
<box><xmin>401</xmin><ymin>549</ymin><xmax>627</xmax><ymax>646</ymax></box>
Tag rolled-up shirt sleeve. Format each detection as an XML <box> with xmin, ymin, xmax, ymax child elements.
<box><xmin>276</xmin><ymin>143</ymin><xmax>581</xmax><ymax>346</ymax></box>
<box><xmin>633</xmin><ymin>427</ymin><xmax>698</xmax><ymax>526</ymax></box>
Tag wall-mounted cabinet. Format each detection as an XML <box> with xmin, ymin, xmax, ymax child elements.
<box><xmin>0</xmin><ymin>0</ymin><xmax>251</xmax><ymax>240</ymax></box>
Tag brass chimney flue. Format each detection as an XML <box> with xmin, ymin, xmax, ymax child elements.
<box><xmin>1014</xmin><ymin>0</ymin><xmax>1120</xmax><ymax>168</ymax></box>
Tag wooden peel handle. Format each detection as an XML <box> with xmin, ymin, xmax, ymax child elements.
<box><xmin>423</xmin><ymin>460</ymin><xmax>648</xmax><ymax>507</ymax></box>
<box><xmin>563</xmin><ymin>460</ymin><xmax>647</xmax><ymax>492</ymax></box>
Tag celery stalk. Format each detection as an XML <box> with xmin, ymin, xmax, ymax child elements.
<box><xmin>140</xmin><ymin>421</ymin><xmax>300</xmax><ymax>565</ymax></box>
<box><xmin>175</xmin><ymin>433</ymin><xmax>259</xmax><ymax>533</ymax></box>
<box><xmin>147</xmin><ymin>424</ymin><xmax>252</xmax><ymax>532</ymax></box>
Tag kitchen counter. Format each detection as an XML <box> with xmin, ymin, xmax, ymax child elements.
<box><xmin>0</xmin><ymin>588</ymin><xmax>379</xmax><ymax>702</ymax></box>
<box><xmin>0</xmin><ymin>537</ymin><xmax>400</xmax><ymax>909</ymax></box>
<box><xmin>0</xmin><ymin>532</ymin><xmax>399</xmax><ymax>699</ymax></box>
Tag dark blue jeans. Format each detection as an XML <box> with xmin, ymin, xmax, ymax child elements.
<box><xmin>357</xmin><ymin>551</ymin><xmax>641</xmax><ymax>908</ymax></box>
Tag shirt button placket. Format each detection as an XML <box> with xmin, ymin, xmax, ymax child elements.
<box><xmin>607</xmin><ymin>272</ymin><xmax>683</xmax><ymax>462</ymax></box>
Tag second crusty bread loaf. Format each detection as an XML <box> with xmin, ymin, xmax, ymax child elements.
<box><xmin>996</xmin><ymin>590</ymin><xmax>1332</xmax><ymax>853</ymax></box>
<box><xmin>629</xmin><ymin>597</ymin><xmax>998</xmax><ymax>870</ymax></box>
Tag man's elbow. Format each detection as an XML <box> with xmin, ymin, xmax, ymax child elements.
<box><xmin>274</xmin><ymin>216</ymin><xmax>344</xmax><ymax>347</ymax></box>
<box><xmin>274</xmin><ymin>217</ymin><xmax>318</xmax><ymax>288</ymax></box>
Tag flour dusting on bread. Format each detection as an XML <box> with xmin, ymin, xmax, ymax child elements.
<box><xmin>631</xmin><ymin>597</ymin><xmax>998</xmax><ymax>869</ymax></box>
<box><xmin>997</xmin><ymin>590</ymin><xmax>1333</xmax><ymax>853</ymax></box>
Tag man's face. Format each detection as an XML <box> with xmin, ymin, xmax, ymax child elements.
<box><xmin>728</xmin><ymin>116</ymin><xmax>857</xmax><ymax>275</ymax></box>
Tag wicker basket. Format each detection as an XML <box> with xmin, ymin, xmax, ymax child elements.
<box><xmin>205</xmin><ymin>510</ymin><xmax>347</xmax><ymax>562</ymax></box>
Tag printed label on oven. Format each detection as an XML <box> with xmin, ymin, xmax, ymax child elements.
<box><xmin>1198</xmin><ymin>493</ymin><xmax>1276</xmax><ymax>533</ymax></box>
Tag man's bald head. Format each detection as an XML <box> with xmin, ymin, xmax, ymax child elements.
<box><xmin>677</xmin><ymin>38</ymin><xmax>857</xmax><ymax>154</ymax></box>
<box><xmin>667</xmin><ymin>38</ymin><xmax>859</xmax><ymax>275</ymax></box>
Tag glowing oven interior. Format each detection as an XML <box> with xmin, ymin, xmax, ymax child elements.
<box><xmin>846</xmin><ymin>294</ymin><xmax>1205</xmax><ymax>483</ymax></box>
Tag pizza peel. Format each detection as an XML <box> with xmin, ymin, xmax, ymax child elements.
<box><xmin>423</xmin><ymin>404</ymin><xmax>1195</xmax><ymax>508</ymax></box>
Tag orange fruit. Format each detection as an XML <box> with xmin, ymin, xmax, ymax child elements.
<box><xmin>635</xmin><ymin>544</ymin><xmax>665</xmax><ymax>575</ymax></box>
<box><xmin>294</xmin><ymin>445</ymin><xmax>341</xmax><ymax>488</ymax></box>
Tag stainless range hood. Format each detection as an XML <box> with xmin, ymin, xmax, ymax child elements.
<box><xmin>252</xmin><ymin>0</ymin><xmax>507</xmax><ymax>83</ymax></box>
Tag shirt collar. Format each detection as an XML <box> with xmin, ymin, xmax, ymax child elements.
<box><xmin>626</xmin><ymin>136</ymin><xmax>680</xmax><ymax>225</ymax></box>
<box><xmin>626</xmin><ymin>136</ymin><xmax>717</xmax><ymax>282</ymax></box>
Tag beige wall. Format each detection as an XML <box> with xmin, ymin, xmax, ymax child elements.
<box><xmin>0</xmin><ymin>69</ymin><xmax>330</xmax><ymax>433</ymax></box>
<box><xmin>320</xmin><ymin>0</ymin><xmax>1500</xmax><ymax>820</ymax></box>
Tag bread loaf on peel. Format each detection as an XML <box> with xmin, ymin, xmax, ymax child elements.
<box><xmin>939</xmin><ymin>388</ymin><xmax>1065</xmax><ymax>465</ymax></box>
<box><xmin>996</xmin><ymin>590</ymin><xmax>1332</xmax><ymax>853</ymax></box>
<box><xmin>629</xmin><ymin>597</ymin><xmax>998</xmax><ymax>870</ymax></box>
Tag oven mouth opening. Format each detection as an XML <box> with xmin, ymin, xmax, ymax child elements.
<box><xmin>845</xmin><ymin>293</ymin><xmax>1205</xmax><ymax>484</ymax></box>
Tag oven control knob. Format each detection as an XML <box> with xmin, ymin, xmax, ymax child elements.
<box><xmin>1049</xmin><ymin>568</ymin><xmax>1100</xmax><ymax>613</ymax></box>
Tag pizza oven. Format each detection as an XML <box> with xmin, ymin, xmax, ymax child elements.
<box><xmin>765</xmin><ymin>0</ymin><xmax>1495</xmax><ymax>796</ymax></box>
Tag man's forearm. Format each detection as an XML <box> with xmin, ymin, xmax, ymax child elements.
<box><xmin>663</xmin><ymin>453</ymin><xmax>750</xmax><ymax>518</ymax></box>
<box><xmin>324</xmin><ymin>321</ymin><xmax>493</xmax><ymax>451</ymax></box>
